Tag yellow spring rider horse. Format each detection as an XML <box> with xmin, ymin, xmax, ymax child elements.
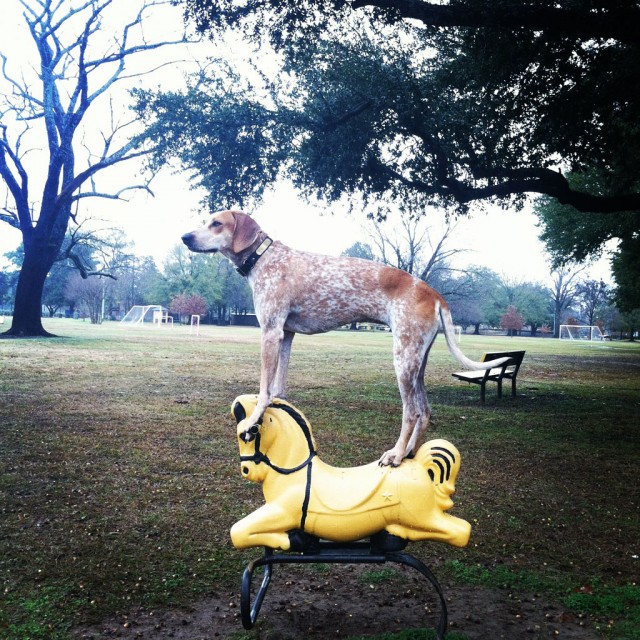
<box><xmin>230</xmin><ymin>395</ymin><xmax>471</xmax><ymax>551</ymax></box>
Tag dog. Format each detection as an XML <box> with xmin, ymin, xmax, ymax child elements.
<box><xmin>182</xmin><ymin>210</ymin><xmax>507</xmax><ymax>466</ymax></box>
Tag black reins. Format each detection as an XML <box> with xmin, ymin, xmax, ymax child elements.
<box><xmin>237</xmin><ymin>402</ymin><xmax>317</xmax><ymax>530</ymax></box>
<box><xmin>239</xmin><ymin>403</ymin><xmax>317</xmax><ymax>474</ymax></box>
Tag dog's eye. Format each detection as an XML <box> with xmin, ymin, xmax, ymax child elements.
<box><xmin>211</xmin><ymin>220</ymin><xmax>222</xmax><ymax>228</ymax></box>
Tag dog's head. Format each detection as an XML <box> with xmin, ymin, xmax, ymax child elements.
<box><xmin>181</xmin><ymin>210</ymin><xmax>261</xmax><ymax>256</ymax></box>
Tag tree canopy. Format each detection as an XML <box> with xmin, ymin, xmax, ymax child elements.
<box><xmin>154</xmin><ymin>0</ymin><xmax>640</xmax><ymax>217</ymax></box>
<box><xmin>535</xmin><ymin>172</ymin><xmax>640</xmax><ymax>311</ymax></box>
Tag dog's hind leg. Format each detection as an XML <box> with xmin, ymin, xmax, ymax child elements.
<box><xmin>405</xmin><ymin>333</ymin><xmax>436</xmax><ymax>456</ymax></box>
<box><xmin>380</xmin><ymin>330</ymin><xmax>435</xmax><ymax>466</ymax></box>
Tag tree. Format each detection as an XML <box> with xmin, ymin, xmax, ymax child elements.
<box><xmin>169</xmin><ymin>293</ymin><xmax>207</xmax><ymax>324</ymax></box>
<box><xmin>342</xmin><ymin>211</ymin><xmax>468</xmax><ymax>304</ymax></box>
<box><xmin>1</xmin><ymin>247</ymin><xmax>21</xmax><ymax>312</ymax></box>
<box><xmin>342</xmin><ymin>241</ymin><xmax>375</xmax><ymax>261</ymax></box>
<box><xmin>160</xmin><ymin>0</ymin><xmax>640</xmax><ymax>215</ymax></box>
<box><xmin>577</xmin><ymin>280</ymin><xmax>609</xmax><ymax>327</ymax></box>
<box><xmin>366</xmin><ymin>212</ymin><xmax>464</xmax><ymax>285</ymax></box>
<box><xmin>65</xmin><ymin>273</ymin><xmax>104</xmax><ymax>324</ymax></box>
<box><xmin>0</xmin><ymin>0</ymin><xmax>186</xmax><ymax>336</ymax></box>
<box><xmin>159</xmin><ymin>245</ymin><xmax>252</xmax><ymax>323</ymax></box>
<box><xmin>548</xmin><ymin>265</ymin><xmax>586</xmax><ymax>338</ymax></box>
<box><xmin>447</xmin><ymin>266</ymin><xmax>502</xmax><ymax>334</ymax></box>
<box><xmin>42</xmin><ymin>262</ymin><xmax>72</xmax><ymax>317</ymax></box>
<box><xmin>185</xmin><ymin>1</ymin><xmax>640</xmax><ymax>47</ymax></box>
<box><xmin>0</xmin><ymin>269</ymin><xmax>17</xmax><ymax>312</ymax></box>
<box><xmin>500</xmin><ymin>305</ymin><xmax>524</xmax><ymax>337</ymax></box>
<box><xmin>619</xmin><ymin>309</ymin><xmax>640</xmax><ymax>342</ymax></box>
<box><xmin>517</xmin><ymin>283</ymin><xmax>551</xmax><ymax>337</ymax></box>
<box><xmin>111</xmin><ymin>255</ymin><xmax>163</xmax><ymax>316</ymax></box>
<box><xmin>611</xmin><ymin>236</ymin><xmax>640</xmax><ymax>314</ymax></box>
<box><xmin>536</xmin><ymin>180</ymin><xmax>640</xmax><ymax>312</ymax></box>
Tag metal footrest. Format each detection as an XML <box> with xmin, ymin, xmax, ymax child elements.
<box><xmin>240</xmin><ymin>533</ymin><xmax>448</xmax><ymax>639</ymax></box>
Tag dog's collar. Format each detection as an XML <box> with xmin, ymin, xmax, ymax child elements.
<box><xmin>236</xmin><ymin>237</ymin><xmax>273</xmax><ymax>277</ymax></box>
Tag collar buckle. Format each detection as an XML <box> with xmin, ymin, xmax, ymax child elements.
<box><xmin>236</xmin><ymin>237</ymin><xmax>272</xmax><ymax>277</ymax></box>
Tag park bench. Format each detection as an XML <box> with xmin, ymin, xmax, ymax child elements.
<box><xmin>452</xmin><ymin>350</ymin><xmax>526</xmax><ymax>404</ymax></box>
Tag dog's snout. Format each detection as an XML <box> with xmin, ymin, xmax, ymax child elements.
<box><xmin>181</xmin><ymin>232</ymin><xmax>194</xmax><ymax>246</ymax></box>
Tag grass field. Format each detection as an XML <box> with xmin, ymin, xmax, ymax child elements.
<box><xmin>1</xmin><ymin>319</ymin><xmax>639</xmax><ymax>639</ymax></box>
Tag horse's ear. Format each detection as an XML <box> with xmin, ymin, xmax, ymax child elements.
<box><xmin>232</xmin><ymin>401</ymin><xmax>246</xmax><ymax>424</ymax></box>
<box><xmin>232</xmin><ymin>212</ymin><xmax>261</xmax><ymax>254</ymax></box>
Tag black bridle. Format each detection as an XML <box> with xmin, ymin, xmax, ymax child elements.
<box><xmin>240</xmin><ymin>427</ymin><xmax>316</xmax><ymax>475</ymax></box>
<box><xmin>236</xmin><ymin>402</ymin><xmax>317</xmax><ymax>529</ymax></box>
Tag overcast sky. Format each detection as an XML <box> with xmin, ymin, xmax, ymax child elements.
<box><xmin>0</xmin><ymin>0</ymin><xmax>613</xmax><ymax>285</ymax></box>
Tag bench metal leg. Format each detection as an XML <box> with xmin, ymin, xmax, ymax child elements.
<box><xmin>480</xmin><ymin>381</ymin><xmax>486</xmax><ymax>404</ymax></box>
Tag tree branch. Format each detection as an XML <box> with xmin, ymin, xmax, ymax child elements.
<box><xmin>0</xmin><ymin>209</ymin><xmax>20</xmax><ymax>228</ymax></box>
<box><xmin>66</xmin><ymin>251</ymin><xmax>117</xmax><ymax>280</ymax></box>
<box><xmin>0</xmin><ymin>125</ymin><xmax>32</xmax><ymax>230</ymax></box>
<box><xmin>376</xmin><ymin>155</ymin><xmax>640</xmax><ymax>213</ymax></box>
<box><xmin>350</xmin><ymin>0</ymin><xmax>640</xmax><ymax>44</ymax></box>
<box><xmin>70</xmin><ymin>183</ymin><xmax>155</xmax><ymax>203</ymax></box>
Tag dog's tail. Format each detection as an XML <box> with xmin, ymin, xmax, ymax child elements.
<box><xmin>438</xmin><ymin>302</ymin><xmax>509</xmax><ymax>370</ymax></box>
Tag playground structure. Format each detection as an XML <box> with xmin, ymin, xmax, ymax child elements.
<box><xmin>230</xmin><ymin>395</ymin><xmax>470</xmax><ymax>638</ymax></box>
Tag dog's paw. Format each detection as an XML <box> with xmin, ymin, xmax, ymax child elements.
<box><xmin>378</xmin><ymin>449</ymin><xmax>403</xmax><ymax>467</ymax></box>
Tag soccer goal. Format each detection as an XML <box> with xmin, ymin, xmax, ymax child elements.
<box><xmin>558</xmin><ymin>324</ymin><xmax>605</xmax><ymax>341</ymax></box>
<box><xmin>120</xmin><ymin>305</ymin><xmax>166</xmax><ymax>326</ymax></box>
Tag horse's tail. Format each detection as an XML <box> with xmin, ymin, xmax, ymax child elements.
<box><xmin>438</xmin><ymin>301</ymin><xmax>509</xmax><ymax>370</ymax></box>
<box><xmin>414</xmin><ymin>439</ymin><xmax>461</xmax><ymax>510</ymax></box>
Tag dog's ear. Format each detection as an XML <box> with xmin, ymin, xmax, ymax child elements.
<box><xmin>232</xmin><ymin>212</ymin><xmax>261</xmax><ymax>254</ymax></box>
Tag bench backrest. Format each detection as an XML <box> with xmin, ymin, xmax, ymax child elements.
<box><xmin>481</xmin><ymin>350</ymin><xmax>526</xmax><ymax>371</ymax></box>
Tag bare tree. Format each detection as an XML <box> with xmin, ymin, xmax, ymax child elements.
<box><xmin>367</xmin><ymin>211</ymin><xmax>465</xmax><ymax>283</ymax></box>
<box><xmin>65</xmin><ymin>272</ymin><xmax>105</xmax><ymax>324</ymax></box>
<box><xmin>0</xmin><ymin>0</ymin><xmax>187</xmax><ymax>336</ymax></box>
<box><xmin>549</xmin><ymin>265</ymin><xmax>586</xmax><ymax>337</ymax></box>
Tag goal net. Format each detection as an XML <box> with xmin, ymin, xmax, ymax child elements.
<box><xmin>120</xmin><ymin>305</ymin><xmax>166</xmax><ymax>326</ymax></box>
<box><xmin>558</xmin><ymin>324</ymin><xmax>605</xmax><ymax>341</ymax></box>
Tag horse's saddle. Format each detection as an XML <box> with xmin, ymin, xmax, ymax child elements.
<box><xmin>309</xmin><ymin>459</ymin><xmax>405</xmax><ymax>514</ymax></box>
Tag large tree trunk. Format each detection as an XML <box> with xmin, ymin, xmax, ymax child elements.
<box><xmin>4</xmin><ymin>240</ymin><xmax>57</xmax><ymax>337</ymax></box>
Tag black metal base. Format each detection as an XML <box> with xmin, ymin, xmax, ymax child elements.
<box><xmin>240</xmin><ymin>532</ymin><xmax>448</xmax><ymax>640</ymax></box>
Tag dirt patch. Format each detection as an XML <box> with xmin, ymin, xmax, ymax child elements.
<box><xmin>73</xmin><ymin>564</ymin><xmax>601</xmax><ymax>639</ymax></box>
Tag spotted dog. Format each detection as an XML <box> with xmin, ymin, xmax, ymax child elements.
<box><xmin>182</xmin><ymin>210</ymin><xmax>507</xmax><ymax>466</ymax></box>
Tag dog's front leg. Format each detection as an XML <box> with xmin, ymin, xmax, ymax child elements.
<box><xmin>272</xmin><ymin>330</ymin><xmax>295</xmax><ymax>399</ymax></box>
<box><xmin>246</xmin><ymin>326</ymin><xmax>285</xmax><ymax>427</ymax></box>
